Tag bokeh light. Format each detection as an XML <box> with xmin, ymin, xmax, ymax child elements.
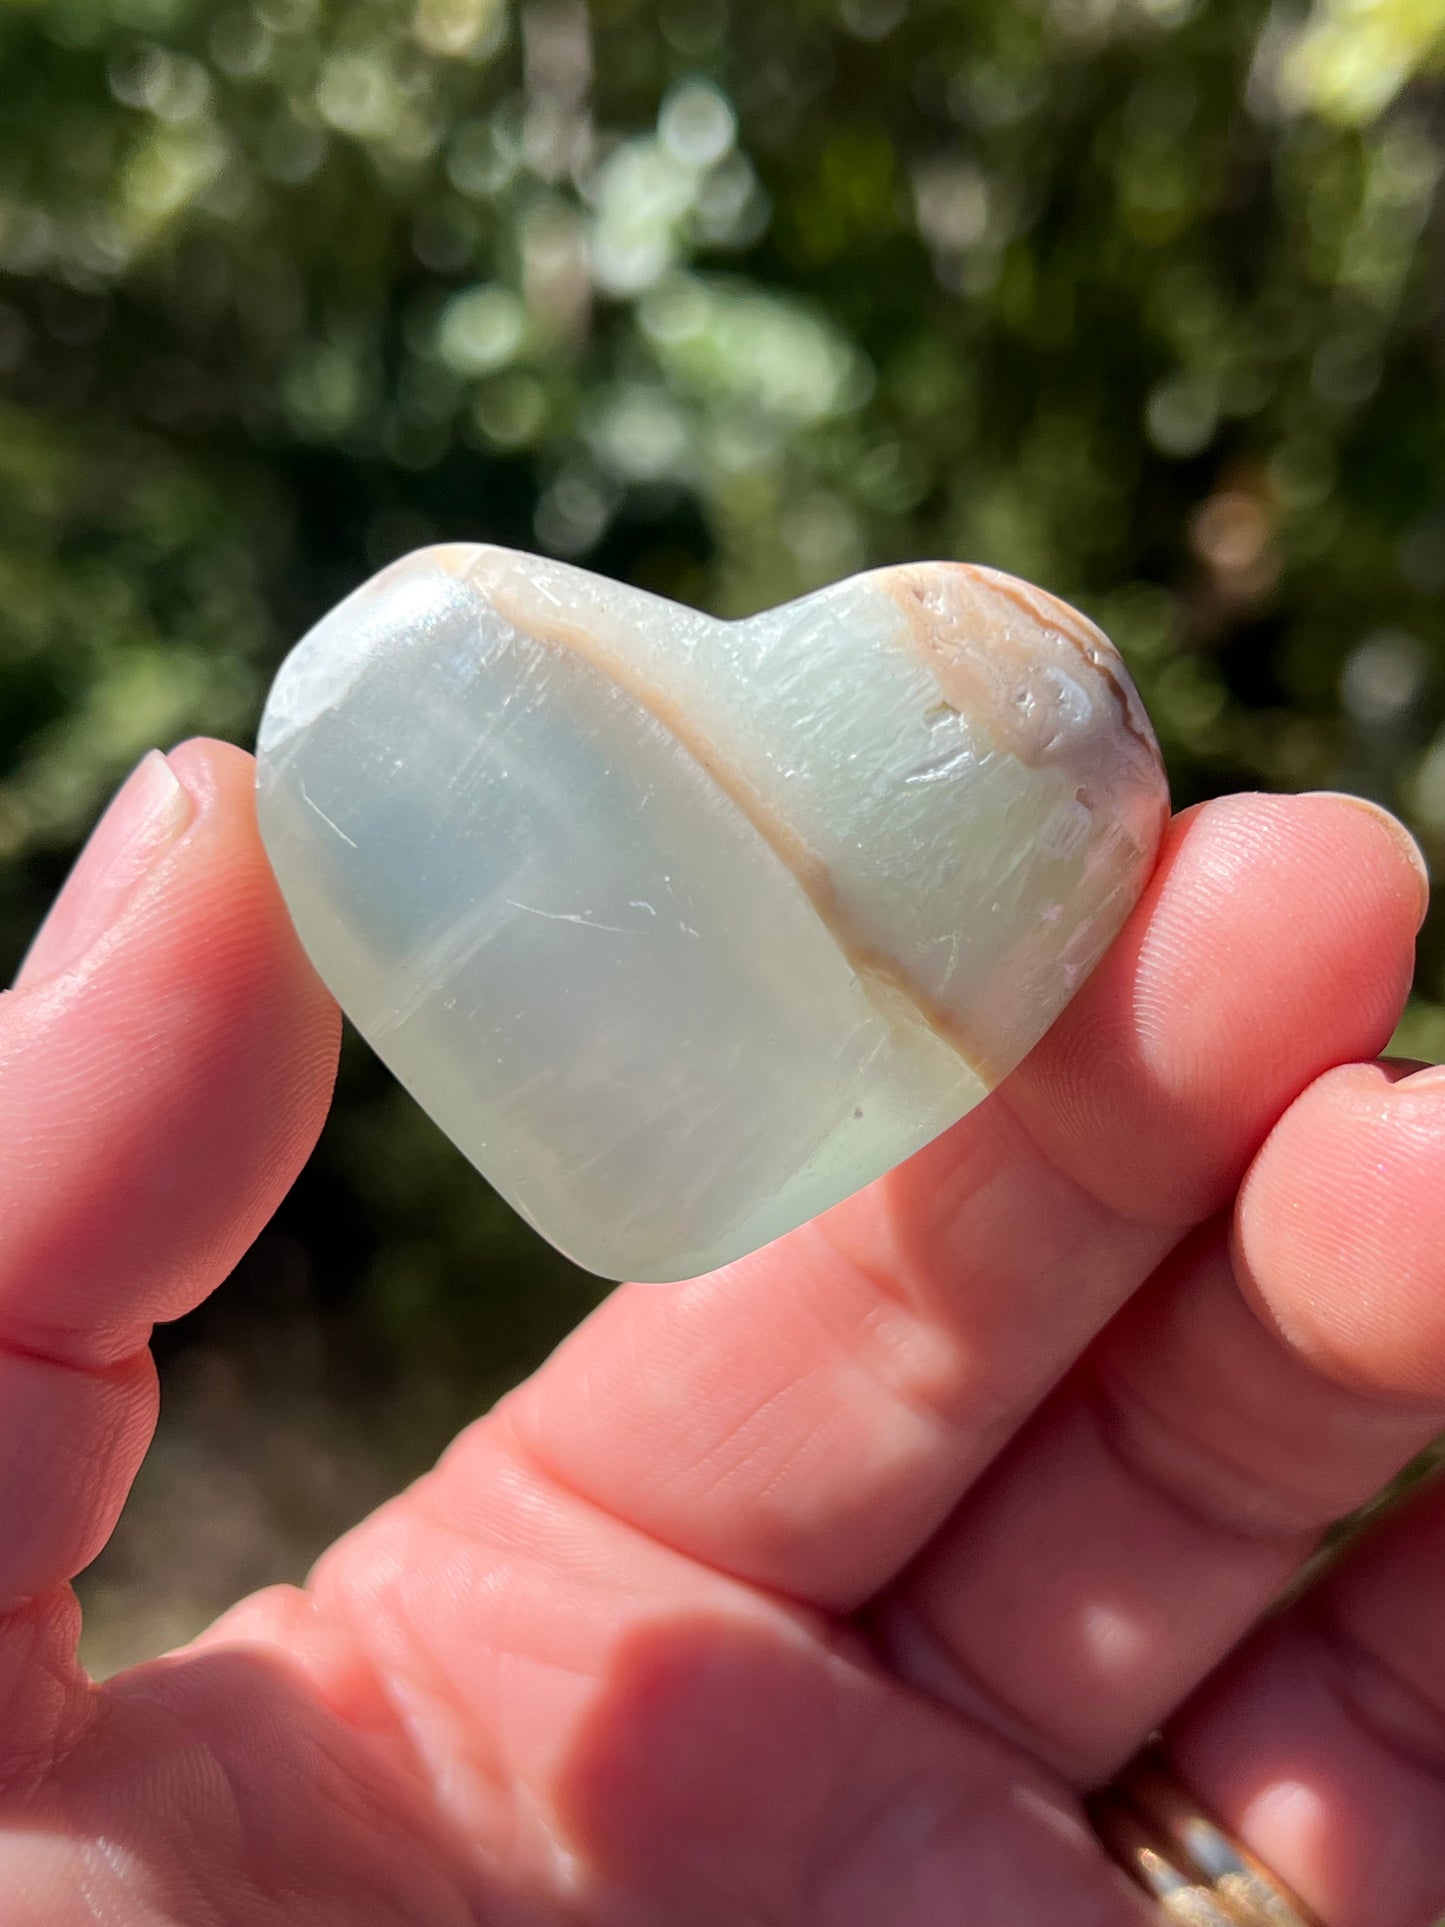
<box><xmin>2</xmin><ymin>0</ymin><xmax>1444</xmax><ymax>1662</ymax></box>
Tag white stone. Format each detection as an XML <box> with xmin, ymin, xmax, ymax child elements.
<box><xmin>256</xmin><ymin>546</ymin><xmax>1168</xmax><ymax>1281</ymax></box>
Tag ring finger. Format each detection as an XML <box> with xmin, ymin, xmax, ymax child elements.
<box><xmin>876</xmin><ymin>1054</ymin><xmax>1445</xmax><ymax>1786</ymax></box>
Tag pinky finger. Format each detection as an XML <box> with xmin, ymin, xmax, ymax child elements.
<box><xmin>1164</xmin><ymin>1461</ymin><xmax>1445</xmax><ymax>1927</ymax></box>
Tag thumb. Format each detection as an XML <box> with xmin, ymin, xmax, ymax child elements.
<box><xmin>0</xmin><ymin>740</ymin><xmax>337</xmax><ymax>1733</ymax></box>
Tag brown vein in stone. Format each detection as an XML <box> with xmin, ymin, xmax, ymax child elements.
<box><xmin>468</xmin><ymin>561</ymin><xmax>999</xmax><ymax>1083</ymax></box>
<box><xmin>886</xmin><ymin>562</ymin><xmax>1163</xmax><ymax>776</ymax></box>
<box><xmin>973</xmin><ymin>569</ymin><xmax>1163</xmax><ymax>768</ymax></box>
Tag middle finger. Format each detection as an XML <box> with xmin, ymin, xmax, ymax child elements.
<box><xmin>507</xmin><ymin>792</ymin><xmax>1422</xmax><ymax>1613</ymax></box>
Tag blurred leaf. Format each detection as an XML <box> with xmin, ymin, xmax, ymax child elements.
<box><xmin>2</xmin><ymin>0</ymin><xmax>1443</xmax><ymax>1409</ymax></box>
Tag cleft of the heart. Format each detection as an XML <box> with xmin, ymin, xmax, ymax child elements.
<box><xmin>256</xmin><ymin>545</ymin><xmax>1169</xmax><ymax>1281</ymax></box>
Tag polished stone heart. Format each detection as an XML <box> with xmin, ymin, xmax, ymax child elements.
<box><xmin>256</xmin><ymin>546</ymin><xmax>1168</xmax><ymax>1281</ymax></box>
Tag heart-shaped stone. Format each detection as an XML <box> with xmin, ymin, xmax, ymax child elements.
<box><xmin>256</xmin><ymin>546</ymin><xmax>1168</xmax><ymax>1281</ymax></box>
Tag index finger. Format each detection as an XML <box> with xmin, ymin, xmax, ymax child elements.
<box><xmin>503</xmin><ymin>792</ymin><xmax>1425</xmax><ymax>1610</ymax></box>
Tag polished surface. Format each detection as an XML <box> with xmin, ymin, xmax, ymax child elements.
<box><xmin>257</xmin><ymin>546</ymin><xmax>1168</xmax><ymax>1280</ymax></box>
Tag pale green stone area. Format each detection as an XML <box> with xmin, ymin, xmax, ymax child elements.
<box><xmin>257</xmin><ymin>547</ymin><xmax>1167</xmax><ymax>1281</ymax></box>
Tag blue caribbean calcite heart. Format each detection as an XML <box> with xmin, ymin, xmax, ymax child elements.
<box><xmin>256</xmin><ymin>547</ymin><xmax>1168</xmax><ymax>1281</ymax></box>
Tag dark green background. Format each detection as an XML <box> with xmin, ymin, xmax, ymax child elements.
<box><xmin>3</xmin><ymin>0</ymin><xmax>1443</xmax><ymax>1659</ymax></box>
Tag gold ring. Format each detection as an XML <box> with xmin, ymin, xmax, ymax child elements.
<box><xmin>1092</xmin><ymin>1751</ymin><xmax>1320</xmax><ymax>1927</ymax></box>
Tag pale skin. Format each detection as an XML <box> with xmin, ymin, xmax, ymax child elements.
<box><xmin>3</xmin><ymin>737</ymin><xmax>1444</xmax><ymax>1926</ymax></box>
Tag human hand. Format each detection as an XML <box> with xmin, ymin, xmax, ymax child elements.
<box><xmin>2</xmin><ymin>737</ymin><xmax>1441</xmax><ymax>1926</ymax></box>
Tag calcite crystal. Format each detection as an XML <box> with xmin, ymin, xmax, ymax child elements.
<box><xmin>257</xmin><ymin>546</ymin><xmax>1168</xmax><ymax>1281</ymax></box>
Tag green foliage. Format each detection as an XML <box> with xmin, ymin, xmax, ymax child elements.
<box><xmin>3</xmin><ymin>0</ymin><xmax>1443</xmax><ymax>1396</ymax></box>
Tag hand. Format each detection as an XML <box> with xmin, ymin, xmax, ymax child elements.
<box><xmin>2</xmin><ymin>737</ymin><xmax>1441</xmax><ymax>1927</ymax></box>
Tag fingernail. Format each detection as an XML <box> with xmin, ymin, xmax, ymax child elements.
<box><xmin>14</xmin><ymin>751</ymin><xmax>195</xmax><ymax>987</ymax></box>
<box><xmin>1398</xmin><ymin>1062</ymin><xmax>1445</xmax><ymax>1094</ymax></box>
<box><xmin>1304</xmin><ymin>791</ymin><xmax>1431</xmax><ymax>924</ymax></box>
